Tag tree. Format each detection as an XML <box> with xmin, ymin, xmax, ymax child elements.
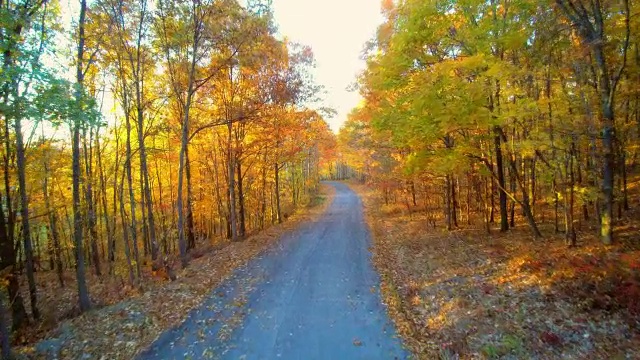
<box><xmin>341</xmin><ymin>0</ymin><xmax>636</xmax><ymax>243</ymax></box>
<box><xmin>554</xmin><ymin>0</ymin><xmax>630</xmax><ymax>244</ymax></box>
<box><xmin>73</xmin><ymin>0</ymin><xmax>96</xmax><ymax>311</ymax></box>
<box><xmin>0</xmin><ymin>0</ymin><xmax>330</xmax><ymax>343</ymax></box>
<box><xmin>0</xmin><ymin>0</ymin><xmax>54</xmax><ymax>325</ymax></box>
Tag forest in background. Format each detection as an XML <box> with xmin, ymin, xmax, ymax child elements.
<box><xmin>340</xmin><ymin>0</ymin><xmax>638</xmax><ymax>244</ymax></box>
<box><xmin>0</xmin><ymin>0</ymin><xmax>337</xmax><ymax>355</ymax></box>
<box><xmin>338</xmin><ymin>0</ymin><xmax>640</xmax><ymax>357</ymax></box>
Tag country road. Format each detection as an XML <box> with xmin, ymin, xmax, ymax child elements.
<box><xmin>139</xmin><ymin>182</ymin><xmax>407</xmax><ymax>360</ymax></box>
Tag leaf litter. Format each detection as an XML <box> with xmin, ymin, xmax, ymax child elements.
<box><xmin>15</xmin><ymin>185</ymin><xmax>335</xmax><ymax>360</ymax></box>
<box><xmin>350</xmin><ymin>183</ymin><xmax>640</xmax><ymax>359</ymax></box>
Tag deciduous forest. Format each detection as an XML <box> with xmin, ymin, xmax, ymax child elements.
<box><xmin>338</xmin><ymin>0</ymin><xmax>640</xmax><ymax>357</ymax></box>
<box><xmin>343</xmin><ymin>0</ymin><xmax>637</xmax><ymax>244</ymax></box>
<box><xmin>0</xmin><ymin>0</ymin><xmax>336</xmax><ymax>356</ymax></box>
<box><xmin>3</xmin><ymin>0</ymin><xmax>640</xmax><ymax>358</ymax></box>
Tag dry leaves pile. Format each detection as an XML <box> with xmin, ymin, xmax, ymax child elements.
<box><xmin>15</xmin><ymin>185</ymin><xmax>334</xmax><ymax>360</ymax></box>
<box><xmin>351</xmin><ymin>183</ymin><xmax>640</xmax><ymax>359</ymax></box>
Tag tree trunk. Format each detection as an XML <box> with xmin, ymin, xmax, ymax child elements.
<box><xmin>154</xmin><ymin>152</ymin><xmax>169</xmax><ymax>256</ymax></box>
<box><xmin>620</xmin><ymin>149</ymin><xmax>629</xmax><ymax>211</ymax></box>
<box><xmin>125</xmin><ymin>113</ymin><xmax>142</xmax><ymax>280</ymax></box>
<box><xmin>73</xmin><ymin>0</ymin><xmax>92</xmax><ymax>313</ymax></box>
<box><xmin>227</xmin><ymin>122</ymin><xmax>238</xmax><ymax>241</ymax></box>
<box><xmin>211</xmin><ymin>143</ymin><xmax>226</xmax><ymax>240</ymax></box>
<box><xmin>553</xmin><ymin>178</ymin><xmax>559</xmax><ymax>233</ymax></box>
<box><xmin>260</xmin><ymin>153</ymin><xmax>267</xmax><ymax>229</ymax></box>
<box><xmin>565</xmin><ymin>146</ymin><xmax>577</xmax><ymax>246</ymax></box>
<box><xmin>494</xmin><ymin>126</ymin><xmax>509</xmax><ymax>231</ymax></box>
<box><xmin>134</xmin><ymin>47</ymin><xmax>159</xmax><ymax>264</ymax></box>
<box><xmin>83</xmin><ymin>127</ymin><xmax>101</xmax><ymax>276</ymax></box>
<box><xmin>410</xmin><ymin>180</ymin><xmax>417</xmax><ymax>207</ymax></box>
<box><xmin>445</xmin><ymin>175</ymin><xmax>452</xmax><ymax>231</ymax></box>
<box><xmin>176</xmin><ymin>109</ymin><xmax>190</xmax><ymax>267</ymax></box>
<box><xmin>236</xmin><ymin>159</ymin><xmax>246</xmax><ymax>239</ymax></box>
<box><xmin>43</xmin><ymin>159</ymin><xmax>64</xmax><ymax>287</ymax></box>
<box><xmin>0</xmin><ymin>189</ymin><xmax>26</xmax><ymax>330</ymax></box>
<box><xmin>555</xmin><ymin>0</ymin><xmax>630</xmax><ymax>245</ymax></box>
<box><xmin>96</xmin><ymin>133</ymin><xmax>115</xmax><ymax>269</ymax></box>
<box><xmin>185</xmin><ymin>146</ymin><xmax>196</xmax><ymax>250</ymax></box>
<box><xmin>119</xmin><ymin>175</ymin><xmax>135</xmax><ymax>286</ymax></box>
<box><xmin>451</xmin><ymin>176</ymin><xmax>458</xmax><ymax>228</ymax></box>
<box><xmin>275</xmin><ymin>162</ymin><xmax>282</xmax><ymax>224</ymax></box>
<box><xmin>506</xmin><ymin>152</ymin><xmax>543</xmax><ymax>238</ymax></box>
<box><xmin>14</xmin><ymin>116</ymin><xmax>39</xmax><ymax>319</ymax></box>
<box><xmin>139</xmin><ymin>170</ymin><xmax>149</xmax><ymax>257</ymax></box>
<box><xmin>509</xmin><ymin>164</ymin><xmax>516</xmax><ymax>228</ymax></box>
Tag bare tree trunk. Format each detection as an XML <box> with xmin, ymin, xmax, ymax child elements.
<box><xmin>494</xmin><ymin>126</ymin><xmax>509</xmax><ymax>231</ymax></box>
<box><xmin>119</xmin><ymin>174</ymin><xmax>135</xmax><ymax>286</ymax></box>
<box><xmin>275</xmin><ymin>162</ymin><xmax>282</xmax><ymax>224</ymax></box>
<box><xmin>506</xmin><ymin>151</ymin><xmax>543</xmax><ymax>238</ymax></box>
<box><xmin>451</xmin><ymin>176</ymin><xmax>458</xmax><ymax>228</ymax></box>
<box><xmin>176</xmin><ymin>101</ymin><xmax>191</xmax><ymax>266</ymax></box>
<box><xmin>601</xmin><ymin>110</ymin><xmax>615</xmax><ymax>243</ymax></box>
<box><xmin>154</xmin><ymin>151</ymin><xmax>169</xmax><ymax>256</ymax></box>
<box><xmin>211</xmin><ymin>142</ymin><xmax>226</xmax><ymax>239</ymax></box>
<box><xmin>139</xmin><ymin>170</ymin><xmax>149</xmax><ymax>257</ymax></box>
<box><xmin>0</xmin><ymin>190</ymin><xmax>26</xmax><ymax>330</ymax></box>
<box><xmin>185</xmin><ymin>146</ymin><xmax>196</xmax><ymax>250</ymax></box>
<box><xmin>553</xmin><ymin>178</ymin><xmax>559</xmax><ymax>233</ymax></box>
<box><xmin>14</xmin><ymin>115</ymin><xmax>39</xmax><ymax>319</ymax></box>
<box><xmin>565</xmin><ymin>145</ymin><xmax>577</xmax><ymax>246</ymax></box>
<box><xmin>483</xmin><ymin>176</ymin><xmax>491</xmax><ymax>234</ymax></box>
<box><xmin>125</xmin><ymin>113</ymin><xmax>142</xmax><ymax>280</ymax></box>
<box><xmin>237</xmin><ymin>159</ymin><xmax>246</xmax><ymax>238</ymax></box>
<box><xmin>260</xmin><ymin>152</ymin><xmax>267</xmax><ymax>229</ymax></box>
<box><xmin>227</xmin><ymin>122</ymin><xmax>238</xmax><ymax>240</ymax></box>
<box><xmin>43</xmin><ymin>157</ymin><xmax>64</xmax><ymax>287</ymax></box>
<box><xmin>83</xmin><ymin>127</ymin><xmax>101</xmax><ymax>276</ymax></box>
<box><xmin>509</xmin><ymin>163</ymin><xmax>516</xmax><ymax>228</ymax></box>
<box><xmin>96</xmin><ymin>133</ymin><xmax>114</xmax><ymax>270</ymax></box>
<box><xmin>445</xmin><ymin>175</ymin><xmax>452</xmax><ymax>231</ymax></box>
<box><xmin>73</xmin><ymin>0</ymin><xmax>92</xmax><ymax>312</ymax></box>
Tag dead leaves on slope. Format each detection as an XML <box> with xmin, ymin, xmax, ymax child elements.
<box><xmin>350</xmin><ymin>183</ymin><xmax>640</xmax><ymax>359</ymax></box>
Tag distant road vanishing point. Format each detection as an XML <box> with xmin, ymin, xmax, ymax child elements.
<box><xmin>139</xmin><ymin>182</ymin><xmax>408</xmax><ymax>360</ymax></box>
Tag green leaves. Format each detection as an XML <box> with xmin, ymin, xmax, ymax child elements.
<box><xmin>33</xmin><ymin>75</ymin><xmax>102</xmax><ymax>129</ymax></box>
<box><xmin>351</xmin><ymin>0</ymin><xmax>561</xmax><ymax>179</ymax></box>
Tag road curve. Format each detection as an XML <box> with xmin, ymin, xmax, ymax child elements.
<box><xmin>139</xmin><ymin>182</ymin><xmax>407</xmax><ymax>360</ymax></box>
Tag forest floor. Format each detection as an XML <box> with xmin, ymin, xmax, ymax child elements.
<box><xmin>13</xmin><ymin>184</ymin><xmax>335</xmax><ymax>359</ymax></box>
<box><xmin>350</xmin><ymin>183</ymin><xmax>640</xmax><ymax>359</ymax></box>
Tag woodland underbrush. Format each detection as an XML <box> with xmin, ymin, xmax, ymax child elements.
<box><xmin>352</xmin><ymin>183</ymin><xmax>640</xmax><ymax>359</ymax></box>
<box><xmin>12</xmin><ymin>185</ymin><xmax>334</xmax><ymax>359</ymax></box>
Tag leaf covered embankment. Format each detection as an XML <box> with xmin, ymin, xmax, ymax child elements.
<box><xmin>351</xmin><ymin>183</ymin><xmax>640</xmax><ymax>359</ymax></box>
<box><xmin>17</xmin><ymin>184</ymin><xmax>335</xmax><ymax>360</ymax></box>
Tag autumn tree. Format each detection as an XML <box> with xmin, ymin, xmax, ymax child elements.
<box><xmin>341</xmin><ymin>0</ymin><xmax>638</xmax><ymax>244</ymax></box>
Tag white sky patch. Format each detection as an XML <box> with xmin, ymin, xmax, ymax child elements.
<box><xmin>271</xmin><ymin>0</ymin><xmax>383</xmax><ymax>132</ymax></box>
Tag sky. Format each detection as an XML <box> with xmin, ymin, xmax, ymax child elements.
<box><xmin>270</xmin><ymin>0</ymin><xmax>384</xmax><ymax>132</ymax></box>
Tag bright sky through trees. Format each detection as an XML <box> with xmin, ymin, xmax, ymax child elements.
<box><xmin>271</xmin><ymin>0</ymin><xmax>383</xmax><ymax>132</ymax></box>
<box><xmin>57</xmin><ymin>0</ymin><xmax>384</xmax><ymax>133</ymax></box>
